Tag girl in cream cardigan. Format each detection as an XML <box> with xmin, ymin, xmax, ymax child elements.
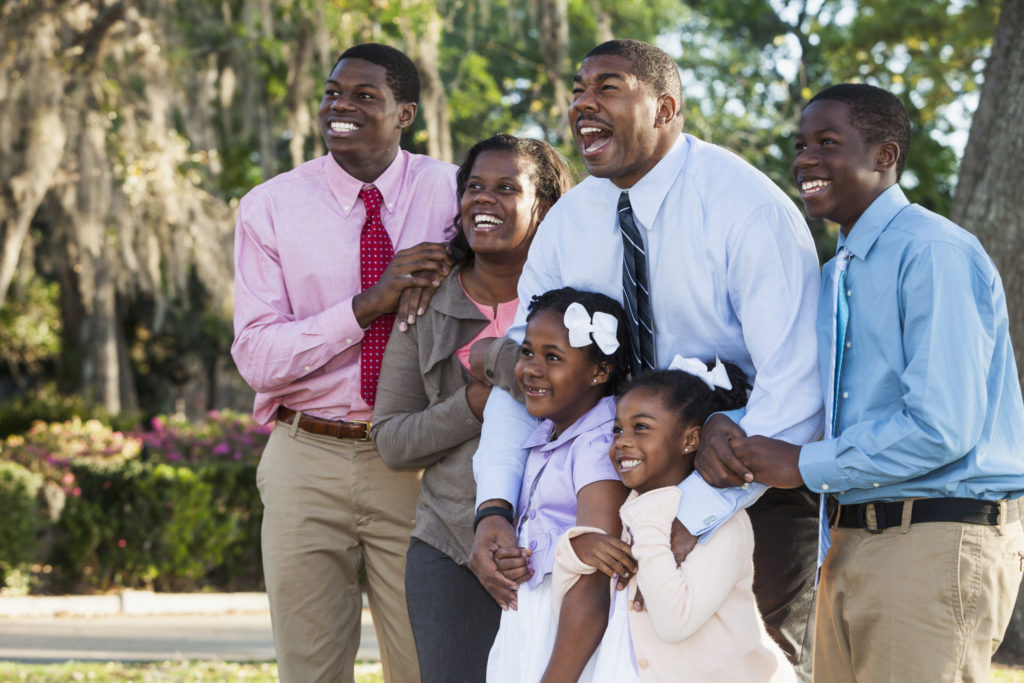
<box><xmin>553</xmin><ymin>359</ymin><xmax>796</xmax><ymax>682</ymax></box>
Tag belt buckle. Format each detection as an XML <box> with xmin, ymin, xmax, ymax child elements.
<box><xmin>349</xmin><ymin>420</ymin><xmax>372</xmax><ymax>441</ymax></box>
<box><xmin>858</xmin><ymin>502</ymin><xmax>885</xmax><ymax>534</ymax></box>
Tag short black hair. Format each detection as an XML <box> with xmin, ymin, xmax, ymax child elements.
<box><xmin>526</xmin><ymin>287</ymin><xmax>631</xmax><ymax>397</ymax></box>
<box><xmin>618</xmin><ymin>361</ymin><xmax>750</xmax><ymax>429</ymax></box>
<box><xmin>809</xmin><ymin>84</ymin><xmax>912</xmax><ymax>179</ymax></box>
<box><xmin>334</xmin><ymin>43</ymin><xmax>420</xmax><ymax>104</ymax></box>
<box><xmin>449</xmin><ymin>134</ymin><xmax>575</xmax><ymax>267</ymax></box>
<box><xmin>584</xmin><ymin>39</ymin><xmax>683</xmax><ymax>118</ymax></box>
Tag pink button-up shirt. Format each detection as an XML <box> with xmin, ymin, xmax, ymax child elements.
<box><xmin>231</xmin><ymin>151</ymin><xmax>458</xmax><ymax>424</ymax></box>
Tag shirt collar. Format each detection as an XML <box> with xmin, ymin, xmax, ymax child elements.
<box><xmin>837</xmin><ymin>184</ymin><xmax>910</xmax><ymax>260</ymax></box>
<box><xmin>522</xmin><ymin>395</ymin><xmax>616</xmax><ymax>450</ymax></box>
<box><xmin>323</xmin><ymin>150</ymin><xmax>410</xmax><ymax>219</ymax></box>
<box><xmin>611</xmin><ymin>134</ymin><xmax>687</xmax><ymax>230</ymax></box>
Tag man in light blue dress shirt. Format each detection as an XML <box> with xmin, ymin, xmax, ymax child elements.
<box><xmin>467</xmin><ymin>39</ymin><xmax>824</xmax><ymax>677</ymax></box>
<box><xmin>733</xmin><ymin>84</ymin><xmax>1024</xmax><ymax>681</ymax></box>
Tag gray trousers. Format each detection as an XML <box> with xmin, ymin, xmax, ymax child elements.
<box><xmin>405</xmin><ymin>537</ymin><xmax>501</xmax><ymax>683</ymax></box>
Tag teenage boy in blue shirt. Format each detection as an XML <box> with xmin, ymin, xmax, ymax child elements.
<box><xmin>725</xmin><ymin>83</ymin><xmax>1024</xmax><ymax>681</ymax></box>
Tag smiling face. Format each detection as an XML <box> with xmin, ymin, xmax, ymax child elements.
<box><xmin>610</xmin><ymin>387</ymin><xmax>699</xmax><ymax>494</ymax></box>
<box><xmin>792</xmin><ymin>99</ymin><xmax>898</xmax><ymax>235</ymax></box>
<box><xmin>515</xmin><ymin>309</ymin><xmax>610</xmax><ymax>435</ymax></box>
<box><xmin>318</xmin><ymin>58</ymin><xmax>416</xmax><ymax>182</ymax></box>
<box><xmin>569</xmin><ymin>54</ymin><xmax>678</xmax><ymax>189</ymax></box>
<box><xmin>460</xmin><ymin>149</ymin><xmax>543</xmax><ymax>263</ymax></box>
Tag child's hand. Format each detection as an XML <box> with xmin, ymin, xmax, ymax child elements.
<box><xmin>570</xmin><ymin>531</ymin><xmax>637</xmax><ymax>584</ymax></box>
<box><xmin>494</xmin><ymin>546</ymin><xmax>533</xmax><ymax>585</ymax></box>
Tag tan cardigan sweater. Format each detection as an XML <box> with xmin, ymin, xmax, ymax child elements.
<box><xmin>371</xmin><ymin>266</ymin><xmax>518</xmax><ymax>564</ymax></box>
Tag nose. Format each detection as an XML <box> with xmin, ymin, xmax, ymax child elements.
<box><xmin>571</xmin><ymin>86</ymin><xmax>598</xmax><ymax>117</ymax></box>
<box><xmin>330</xmin><ymin>93</ymin><xmax>356</xmax><ymax>111</ymax></box>
<box><xmin>792</xmin><ymin>148</ymin><xmax>818</xmax><ymax>175</ymax></box>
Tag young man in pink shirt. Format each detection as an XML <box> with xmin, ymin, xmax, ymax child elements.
<box><xmin>231</xmin><ymin>43</ymin><xmax>457</xmax><ymax>682</ymax></box>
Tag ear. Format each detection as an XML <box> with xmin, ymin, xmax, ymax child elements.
<box><xmin>681</xmin><ymin>424</ymin><xmax>701</xmax><ymax>454</ymax></box>
<box><xmin>875</xmin><ymin>140</ymin><xmax>900</xmax><ymax>175</ymax></box>
<box><xmin>534</xmin><ymin>199</ymin><xmax>553</xmax><ymax>225</ymax></box>
<box><xmin>396</xmin><ymin>101</ymin><xmax>417</xmax><ymax>130</ymax></box>
<box><xmin>591</xmin><ymin>359</ymin><xmax>612</xmax><ymax>387</ymax></box>
<box><xmin>654</xmin><ymin>93</ymin><xmax>679</xmax><ymax>129</ymax></box>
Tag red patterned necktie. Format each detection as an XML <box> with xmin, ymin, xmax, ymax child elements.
<box><xmin>359</xmin><ymin>185</ymin><xmax>395</xmax><ymax>407</ymax></box>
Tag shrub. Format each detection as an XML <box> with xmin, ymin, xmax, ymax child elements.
<box><xmin>1</xmin><ymin>409</ymin><xmax>271</xmax><ymax>593</ymax></box>
<box><xmin>0</xmin><ymin>461</ymin><xmax>42</xmax><ymax>590</ymax></box>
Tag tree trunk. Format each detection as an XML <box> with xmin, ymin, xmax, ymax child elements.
<box><xmin>533</xmin><ymin>0</ymin><xmax>571</xmax><ymax>146</ymax></box>
<box><xmin>952</xmin><ymin>0</ymin><xmax>1024</xmax><ymax>661</ymax></box>
<box><xmin>399</xmin><ymin>4</ymin><xmax>452</xmax><ymax>162</ymax></box>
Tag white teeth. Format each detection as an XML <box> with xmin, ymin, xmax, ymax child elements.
<box><xmin>330</xmin><ymin>121</ymin><xmax>358</xmax><ymax>133</ymax></box>
<box><xmin>579</xmin><ymin>126</ymin><xmax>603</xmax><ymax>135</ymax></box>
<box><xmin>474</xmin><ymin>214</ymin><xmax>502</xmax><ymax>227</ymax></box>
<box><xmin>618</xmin><ymin>458</ymin><xmax>642</xmax><ymax>470</ymax></box>
<box><xmin>801</xmin><ymin>179</ymin><xmax>830</xmax><ymax>193</ymax></box>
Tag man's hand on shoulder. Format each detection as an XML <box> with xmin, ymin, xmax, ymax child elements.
<box><xmin>353</xmin><ymin>241</ymin><xmax>451</xmax><ymax>328</ymax></box>
<box><xmin>731</xmin><ymin>436</ymin><xmax>805</xmax><ymax>489</ymax></box>
<box><xmin>694</xmin><ymin>413</ymin><xmax>752</xmax><ymax>487</ymax></box>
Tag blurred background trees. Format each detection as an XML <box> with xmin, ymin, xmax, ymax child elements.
<box><xmin>0</xmin><ymin>0</ymin><xmax>1018</xmax><ymax>426</ymax></box>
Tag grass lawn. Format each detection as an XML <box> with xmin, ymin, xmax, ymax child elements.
<box><xmin>0</xmin><ymin>661</ymin><xmax>383</xmax><ymax>682</ymax></box>
<box><xmin>0</xmin><ymin>661</ymin><xmax>1020</xmax><ymax>681</ymax></box>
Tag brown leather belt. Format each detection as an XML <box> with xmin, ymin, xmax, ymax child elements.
<box><xmin>276</xmin><ymin>406</ymin><xmax>371</xmax><ymax>440</ymax></box>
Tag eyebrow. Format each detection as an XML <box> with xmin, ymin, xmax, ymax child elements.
<box><xmin>573</xmin><ymin>71</ymin><xmax>628</xmax><ymax>84</ymax></box>
<box><xmin>324</xmin><ymin>79</ymin><xmax>382</xmax><ymax>90</ymax></box>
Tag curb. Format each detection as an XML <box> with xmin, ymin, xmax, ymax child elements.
<box><xmin>0</xmin><ymin>590</ymin><xmax>269</xmax><ymax>618</ymax></box>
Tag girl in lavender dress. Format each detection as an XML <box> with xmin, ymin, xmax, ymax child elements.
<box><xmin>486</xmin><ymin>287</ymin><xmax>637</xmax><ymax>683</ymax></box>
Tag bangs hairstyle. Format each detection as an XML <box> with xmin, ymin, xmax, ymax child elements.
<box><xmin>584</xmin><ymin>39</ymin><xmax>683</xmax><ymax>118</ymax></box>
<box><xmin>619</xmin><ymin>361</ymin><xmax>750</xmax><ymax>429</ymax></box>
<box><xmin>526</xmin><ymin>287</ymin><xmax>631</xmax><ymax>397</ymax></box>
<box><xmin>334</xmin><ymin>43</ymin><xmax>420</xmax><ymax>104</ymax></box>
<box><xmin>809</xmin><ymin>83</ymin><xmax>912</xmax><ymax>179</ymax></box>
<box><xmin>448</xmin><ymin>134</ymin><xmax>575</xmax><ymax>267</ymax></box>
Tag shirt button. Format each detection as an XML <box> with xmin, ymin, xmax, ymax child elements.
<box><xmin>638</xmin><ymin>658</ymin><xmax>649</xmax><ymax>670</ymax></box>
<box><xmin>842</xmin><ymin>392</ymin><xmax>849</xmax><ymax>399</ymax></box>
<box><xmin>821</xmin><ymin>483</ymin><xmax>830</xmax><ymax>491</ymax></box>
<box><xmin>846</xmin><ymin>289</ymin><xmax>852</xmax><ymax>297</ymax></box>
<box><xmin>846</xmin><ymin>341</ymin><xmax>852</xmax><ymax>348</ymax></box>
<box><xmin>346</xmin><ymin>338</ymin><xmax>353</xmax><ymax>344</ymax></box>
<box><xmin>703</xmin><ymin>515</ymin><xmax>716</xmax><ymax>525</ymax></box>
<box><xmin>304</xmin><ymin>365</ymin><xmax>311</xmax><ymax>371</ymax></box>
<box><xmin>873</xmin><ymin>482</ymin><xmax>880</xmax><ymax>488</ymax></box>
<box><xmin>486</xmin><ymin>369</ymin><xmax>494</xmax><ymax>378</ymax></box>
<box><xmin>529</xmin><ymin>540</ymin><xmax>538</xmax><ymax>550</ymax></box>
<box><xmin>529</xmin><ymin>510</ymin><xmax>537</xmax><ymax>520</ymax></box>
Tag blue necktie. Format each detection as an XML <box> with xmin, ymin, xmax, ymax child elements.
<box><xmin>817</xmin><ymin>247</ymin><xmax>851</xmax><ymax>572</ymax></box>
<box><xmin>617</xmin><ymin>192</ymin><xmax>656</xmax><ymax>374</ymax></box>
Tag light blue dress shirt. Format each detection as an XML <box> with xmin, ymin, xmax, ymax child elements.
<box><xmin>474</xmin><ymin>133</ymin><xmax>824</xmax><ymax>536</ymax></box>
<box><xmin>799</xmin><ymin>185</ymin><xmax>1024</xmax><ymax>502</ymax></box>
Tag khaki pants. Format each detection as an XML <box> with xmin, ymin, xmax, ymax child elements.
<box><xmin>814</xmin><ymin>500</ymin><xmax>1024</xmax><ymax>683</ymax></box>
<box><xmin>257</xmin><ymin>420</ymin><xmax>422</xmax><ymax>683</ymax></box>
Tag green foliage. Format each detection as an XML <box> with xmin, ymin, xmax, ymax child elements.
<box><xmin>0</xmin><ymin>385</ymin><xmax>141</xmax><ymax>440</ymax></box>
<box><xmin>0</xmin><ymin>461</ymin><xmax>41</xmax><ymax>590</ymax></box>
<box><xmin>1</xmin><ymin>410</ymin><xmax>270</xmax><ymax>592</ymax></box>
<box><xmin>0</xmin><ymin>276</ymin><xmax>60</xmax><ymax>376</ymax></box>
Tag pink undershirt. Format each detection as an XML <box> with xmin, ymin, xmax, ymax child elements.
<box><xmin>455</xmin><ymin>272</ymin><xmax>519</xmax><ymax>370</ymax></box>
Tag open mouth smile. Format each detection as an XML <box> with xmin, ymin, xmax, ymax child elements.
<box><xmin>799</xmin><ymin>178</ymin><xmax>831</xmax><ymax>197</ymax></box>
<box><xmin>329</xmin><ymin>120</ymin><xmax>360</xmax><ymax>134</ymax></box>
<box><xmin>577</xmin><ymin>121</ymin><xmax>612</xmax><ymax>157</ymax></box>
<box><xmin>473</xmin><ymin>213</ymin><xmax>503</xmax><ymax>230</ymax></box>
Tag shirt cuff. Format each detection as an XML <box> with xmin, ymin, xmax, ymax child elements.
<box><xmin>474</xmin><ymin>463</ymin><xmax>526</xmax><ymax>511</ymax></box>
<box><xmin>675</xmin><ymin>472</ymin><xmax>766</xmax><ymax>543</ymax></box>
<box><xmin>319</xmin><ymin>295</ymin><xmax>366</xmax><ymax>349</ymax></box>
<box><xmin>554</xmin><ymin>526</ymin><xmax>605</xmax><ymax>576</ymax></box>
<box><xmin>798</xmin><ymin>439</ymin><xmax>851</xmax><ymax>494</ymax></box>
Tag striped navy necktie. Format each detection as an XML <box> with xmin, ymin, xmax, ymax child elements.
<box><xmin>618</xmin><ymin>191</ymin><xmax>656</xmax><ymax>374</ymax></box>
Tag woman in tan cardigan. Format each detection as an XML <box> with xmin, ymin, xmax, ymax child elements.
<box><xmin>371</xmin><ymin>134</ymin><xmax>573</xmax><ymax>683</ymax></box>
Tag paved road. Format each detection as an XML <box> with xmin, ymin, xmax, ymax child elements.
<box><xmin>0</xmin><ymin>609</ymin><xmax>379</xmax><ymax>663</ymax></box>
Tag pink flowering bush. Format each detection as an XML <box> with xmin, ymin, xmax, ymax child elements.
<box><xmin>0</xmin><ymin>410</ymin><xmax>271</xmax><ymax>593</ymax></box>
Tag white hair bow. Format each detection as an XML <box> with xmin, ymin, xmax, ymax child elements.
<box><xmin>563</xmin><ymin>302</ymin><xmax>620</xmax><ymax>355</ymax></box>
<box><xmin>668</xmin><ymin>354</ymin><xmax>732</xmax><ymax>391</ymax></box>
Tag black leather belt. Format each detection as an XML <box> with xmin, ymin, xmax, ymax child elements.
<box><xmin>276</xmin><ymin>406</ymin><xmax>371</xmax><ymax>440</ymax></box>
<box><xmin>834</xmin><ymin>497</ymin><xmax>1019</xmax><ymax>533</ymax></box>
